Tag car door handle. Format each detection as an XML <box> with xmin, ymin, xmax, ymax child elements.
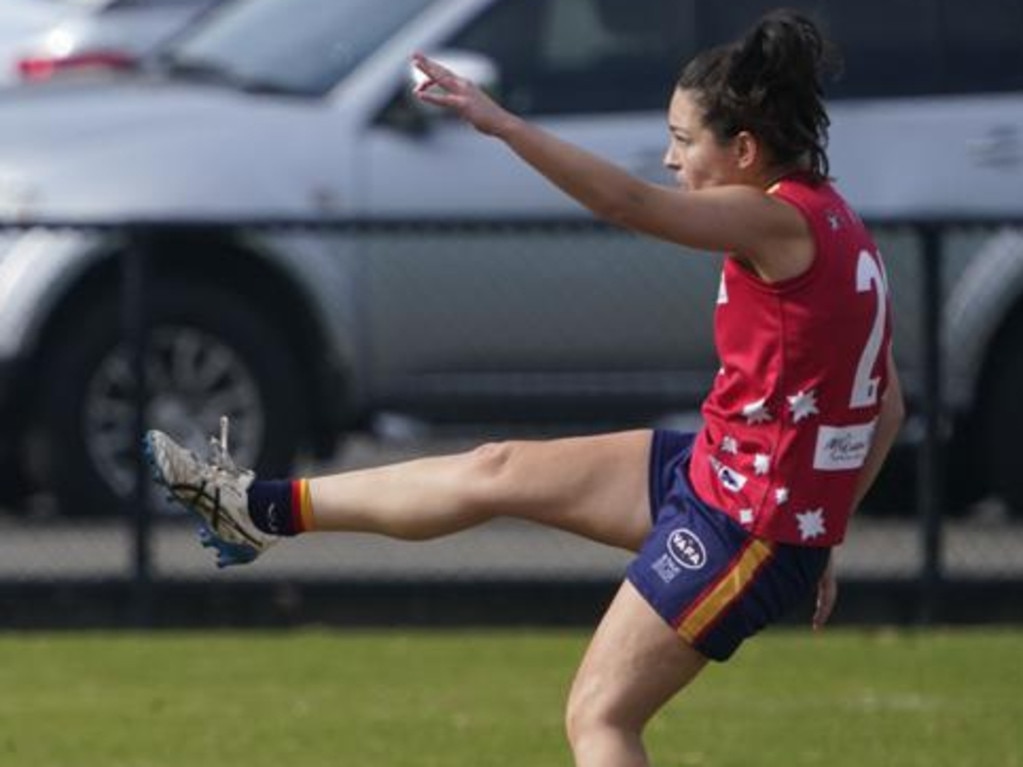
<box><xmin>968</xmin><ymin>125</ymin><xmax>1022</xmax><ymax>168</ymax></box>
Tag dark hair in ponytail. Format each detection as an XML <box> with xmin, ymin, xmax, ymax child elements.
<box><xmin>678</xmin><ymin>9</ymin><xmax>841</xmax><ymax>181</ymax></box>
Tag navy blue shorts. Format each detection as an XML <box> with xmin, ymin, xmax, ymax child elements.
<box><xmin>626</xmin><ymin>430</ymin><xmax>831</xmax><ymax>662</ymax></box>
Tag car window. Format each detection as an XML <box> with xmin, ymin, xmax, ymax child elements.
<box><xmin>697</xmin><ymin>0</ymin><xmax>945</xmax><ymax>99</ymax></box>
<box><xmin>449</xmin><ymin>0</ymin><xmax>698</xmax><ymax>115</ymax></box>
<box><xmin>941</xmin><ymin>0</ymin><xmax>1023</xmax><ymax>93</ymax></box>
<box><xmin>699</xmin><ymin>0</ymin><xmax>1023</xmax><ymax>98</ymax></box>
<box><xmin>166</xmin><ymin>0</ymin><xmax>435</xmax><ymax>96</ymax></box>
<box><xmin>819</xmin><ymin>1</ymin><xmax>944</xmax><ymax>98</ymax></box>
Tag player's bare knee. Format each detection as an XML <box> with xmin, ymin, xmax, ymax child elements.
<box><xmin>460</xmin><ymin>440</ymin><xmax>517</xmax><ymax>507</ymax></box>
<box><xmin>565</xmin><ymin>702</ymin><xmax>618</xmax><ymax>753</ymax></box>
<box><xmin>564</xmin><ymin>690</ymin><xmax>590</xmax><ymax>747</ymax></box>
<box><xmin>565</xmin><ymin>678</ymin><xmax>633</xmax><ymax>748</ymax></box>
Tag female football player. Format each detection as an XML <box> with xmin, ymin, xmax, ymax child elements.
<box><xmin>147</xmin><ymin>10</ymin><xmax>904</xmax><ymax>766</ymax></box>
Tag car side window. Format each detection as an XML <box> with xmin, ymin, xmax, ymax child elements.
<box><xmin>700</xmin><ymin>0</ymin><xmax>1023</xmax><ymax>98</ymax></box>
<box><xmin>818</xmin><ymin>1</ymin><xmax>943</xmax><ymax>98</ymax></box>
<box><xmin>941</xmin><ymin>0</ymin><xmax>1023</xmax><ymax>93</ymax></box>
<box><xmin>698</xmin><ymin>0</ymin><xmax>945</xmax><ymax>99</ymax></box>
<box><xmin>448</xmin><ymin>0</ymin><xmax>698</xmax><ymax>115</ymax></box>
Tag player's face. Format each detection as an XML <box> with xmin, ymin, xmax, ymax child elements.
<box><xmin>664</xmin><ymin>89</ymin><xmax>741</xmax><ymax>191</ymax></box>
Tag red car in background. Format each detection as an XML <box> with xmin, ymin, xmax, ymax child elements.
<box><xmin>2</xmin><ymin>0</ymin><xmax>223</xmax><ymax>85</ymax></box>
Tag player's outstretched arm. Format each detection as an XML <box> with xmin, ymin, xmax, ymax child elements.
<box><xmin>411</xmin><ymin>54</ymin><xmax>804</xmax><ymax>269</ymax></box>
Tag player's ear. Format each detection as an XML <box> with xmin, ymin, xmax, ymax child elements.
<box><xmin>733</xmin><ymin>131</ymin><xmax>759</xmax><ymax>171</ymax></box>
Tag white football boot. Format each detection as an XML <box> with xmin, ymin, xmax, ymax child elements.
<box><xmin>144</xmin><ymin>417</ymin><xmax>278</xmax><ymax>567</ymax></box>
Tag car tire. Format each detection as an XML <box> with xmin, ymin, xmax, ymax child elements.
<box><xmin>978</xmin><ymin>315</ymin><xmax>1023</xmax><ymax>515</ymax></box>
<box><xmin>36</xmin><ymin>279</ymin><xmax>308</xmax><ymax>517</ymax></box>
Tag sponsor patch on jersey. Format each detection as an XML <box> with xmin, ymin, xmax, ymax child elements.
<box><xmin>710</xmin><ymin>455</ymin><xmax>748</xmax><ymax>492</ymax></box>
<box><xmin>813</xmin><ymin>420</ymin><xmax>877</xmax><ymax>471</ymax></box>
<box><xmin>667</xmin><ymin>528</ymin><xmax>708</xmax><ymax>570</ymax></box>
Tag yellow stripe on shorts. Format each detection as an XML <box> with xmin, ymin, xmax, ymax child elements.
<box><xmin>677</xmin><ymin>538</ymin><xmax>776</xmax><ymax>645</ymax></box>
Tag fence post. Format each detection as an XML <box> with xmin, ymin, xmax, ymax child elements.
<box><xmin>917</xmin><ymin>223</ymin><xmax>944</xmax><ymax>624</ymax></box>
<box><xmin>122</xmin><ymin>226</ymin><xmax>154</xmax><ymax>627</ymax></box>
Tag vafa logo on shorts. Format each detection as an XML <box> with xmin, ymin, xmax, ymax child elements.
<box><xmin>667</xmin><ymin>528</ymin><xmax>708</xmax><ymax>570</ymax></box>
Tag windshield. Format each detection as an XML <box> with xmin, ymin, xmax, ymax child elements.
<box><xmin>163</xmin><ymin>0</ymin><xmax>436</xmax><ymax>96</ymax></box>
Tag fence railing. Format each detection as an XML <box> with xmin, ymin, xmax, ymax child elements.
<box><xmin>1</xmin><ymin>216</ymin><xmax>1021</xmax><ymax>628</ymax></box>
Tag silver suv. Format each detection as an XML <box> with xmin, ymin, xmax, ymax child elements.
<box><xmin>0</xmin><ymin>0</ymin><xmax>1021</xmax><ymax>515</ymax></box>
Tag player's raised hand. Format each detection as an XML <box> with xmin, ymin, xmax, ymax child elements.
<box><xmin>411</xmin><ymin>53</ymin><xmax>515</xmax><ymax>137</ymax></box>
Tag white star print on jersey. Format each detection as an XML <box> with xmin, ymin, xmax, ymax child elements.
<box><xmin>753</xmin><ymin>453</ymin><xmax>770</xmax><ymax>476</ymax></box>
<box><xmin>788</xmin><ymin>389</ymin><xmax>820</xmax><ymax>423</ymax></box>
<box><xmin>741</xmin><ymin>398</ymin><xmax>772</xmax><ymax>425</ymax></box>
<box><xmin>721</xmin><ymin>436</ymin><xmax>739</xmax><ymax>455</ymax></box>
<box><xmin>796</xmin><ymin>508</ymin><xmax>827</xmax><ymax>541</ymax></box>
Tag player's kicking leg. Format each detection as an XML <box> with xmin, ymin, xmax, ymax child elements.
<box><xmin>145</xmin><ymin>420</ymin><xmax>655</xmax><ymax>569</ymax></box>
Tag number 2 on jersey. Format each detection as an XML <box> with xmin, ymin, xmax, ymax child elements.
<box><xmin>850</xmin><ymin>249</ymin><xmax>888</xmax><ymax>409</ymax></box>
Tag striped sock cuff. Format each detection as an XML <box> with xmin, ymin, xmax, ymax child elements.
<box><xmin>290</xmin><ymin>479</ymin><xmax>316</xmax><ymax>534</ymax></box>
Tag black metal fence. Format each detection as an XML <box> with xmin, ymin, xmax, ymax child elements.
<box><xmin>1</xmin><ymin>217</ymin><xmax>1021</xmax><ymax>629</ymax></box>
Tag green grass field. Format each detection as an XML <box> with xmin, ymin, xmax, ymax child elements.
<box><xmin>0</xmin><ymin>628</ymin><xmax>1019</xmax><ymax>766</ymax></box>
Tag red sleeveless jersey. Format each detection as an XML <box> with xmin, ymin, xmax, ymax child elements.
<box><xmin>688</xmin><ymin>175</ymin><xmax>892</xmax><ymax>546</ymax></box>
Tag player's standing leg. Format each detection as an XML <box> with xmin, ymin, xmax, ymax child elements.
<box><xmin>566</xmin><ymin>580</ymin><xmax>707</xmax><ymax>767</ymax></box>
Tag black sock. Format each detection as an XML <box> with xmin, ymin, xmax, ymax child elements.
<box><xmin>247</xmin><ymin>479</ymin><xmax>301</xmax><ymax>536</ymax></box>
